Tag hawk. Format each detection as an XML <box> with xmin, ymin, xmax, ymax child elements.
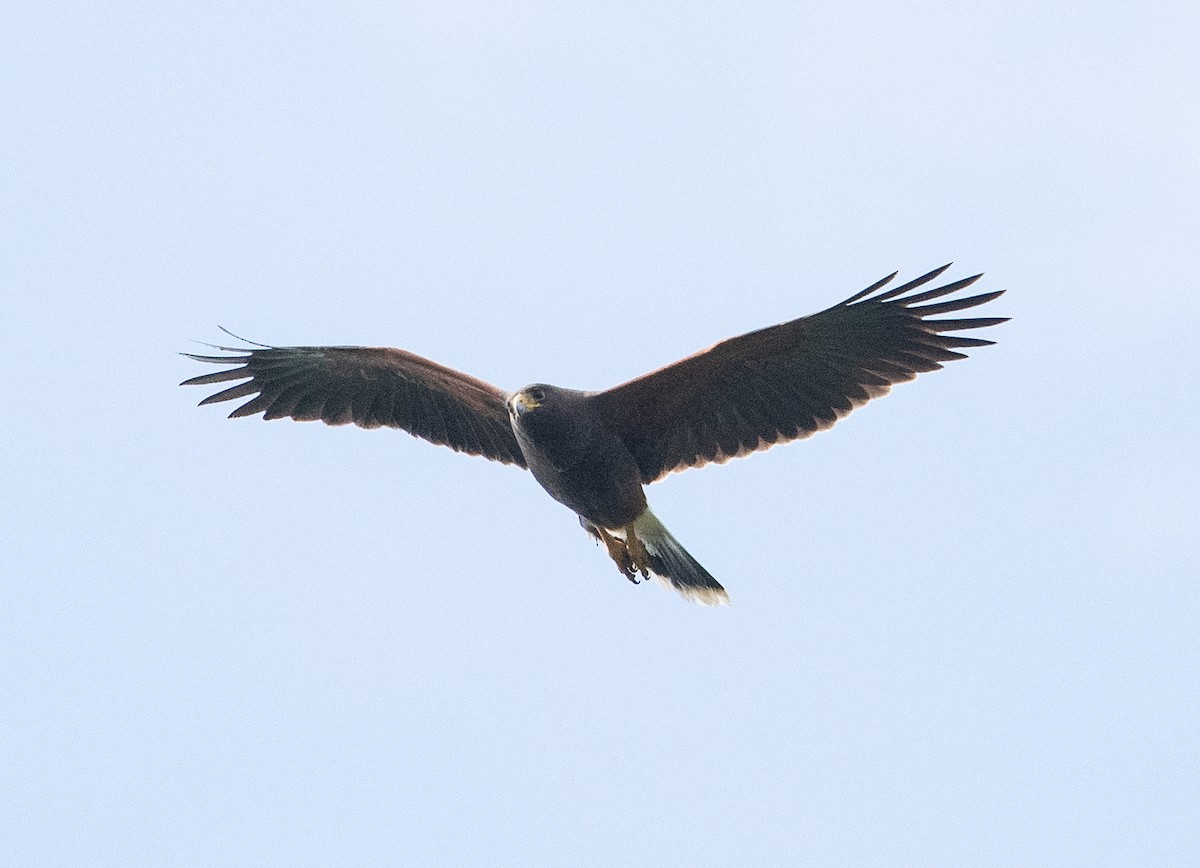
<box><xmin>182</xmin><ymin>264</ymin><xmax>1006</xmax><ymax>605</ymax></box>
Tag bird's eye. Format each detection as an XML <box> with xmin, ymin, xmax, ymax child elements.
<box><xmin>530</xmin><ymin>387</ymin><xmax>545</xmax><ymax>402</ymax></box>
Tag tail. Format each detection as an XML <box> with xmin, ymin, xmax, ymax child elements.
<box><xmin>631</xmin><ymin>508</ymin><xmax>730</xmax><ymax>606</ymax></box>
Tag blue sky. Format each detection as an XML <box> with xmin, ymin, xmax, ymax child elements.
<box><xmin>3</xmin><ymin>1</ymin><xmax>1198</xmax><ymax>865</ymax></box>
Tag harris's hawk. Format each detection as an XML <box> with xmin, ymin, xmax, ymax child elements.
<box><xmin>182</xmin><ymin>265</ymin><xmax>1007</xmax><ymax>605</ymax></box>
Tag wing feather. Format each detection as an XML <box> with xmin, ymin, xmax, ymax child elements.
<box><xmin>181</xmin><ymin>341</ymin><xmax>527</xmax><ymax>467</ymax></box>
<box><xmin>594</xmin><ymin>266</ymin><xmax>1007</xmax><ymax>483</ymax></box>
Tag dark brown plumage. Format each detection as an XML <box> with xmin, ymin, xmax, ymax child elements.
<box><xmin>182</xmin><ymin>264</ymin><xmax>1007</xmax><ymax>605</ymax></box>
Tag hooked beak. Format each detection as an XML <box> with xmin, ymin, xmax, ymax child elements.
<box><xmin>511</xmin><ymin>392</ymin><xmax>539</xmax><ymax>416</ymax></box>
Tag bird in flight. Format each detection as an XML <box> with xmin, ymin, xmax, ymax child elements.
<box><xmin>182</xmin><ymin>264</ymin><xmax>1006</xmax><ymax>605</ymax></box>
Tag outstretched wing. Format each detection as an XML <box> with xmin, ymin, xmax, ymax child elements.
<box><xmin>181</xmin><ymin>335</ymin><xmax>527</xmax><ymax>467</ymax></box>
<box><xmin>594</xmin><ymin>265</ymin><xmax>1007</xmax><ymax>483</ymax></box>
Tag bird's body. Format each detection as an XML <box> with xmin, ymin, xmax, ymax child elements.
<box><xmin>182</xmin><ymin>265</ymin><xmax>1007</xmax><ymax>605</ymax></box>
<box><xmin>509</xmin><ymin>386</ymin><xmax>646</xmax><ymax>529</ymax></box>
<box><xmin>506</xmin><ymin>383</ymin><xmax>728</xmax><ymax>602</ymax></box>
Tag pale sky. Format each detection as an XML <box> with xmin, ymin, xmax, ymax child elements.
<box><xmin>3</xmin><ymin>1</ymin><xmax>1198</xmax><ymax>865</ymax></box>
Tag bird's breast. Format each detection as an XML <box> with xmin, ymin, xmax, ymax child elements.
<box><xmin>513</xmin><ymin>422</ymin><xmax>647</xmax><ymax>529</ymax></box>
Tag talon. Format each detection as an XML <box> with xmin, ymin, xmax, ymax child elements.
<box><xmin>589</xmin><ymin>523</ymin><xmax>638</xmax><ymax>582</ymax></box>
<box><xmin>623</xmin><ymin>522</ymin><xmax>652</xmax><ymax>578</ymax></box>
<box><xmin>616</xmin><ymin>551</ymin><xmax>637</xmax><ymax>582</ymax></box>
